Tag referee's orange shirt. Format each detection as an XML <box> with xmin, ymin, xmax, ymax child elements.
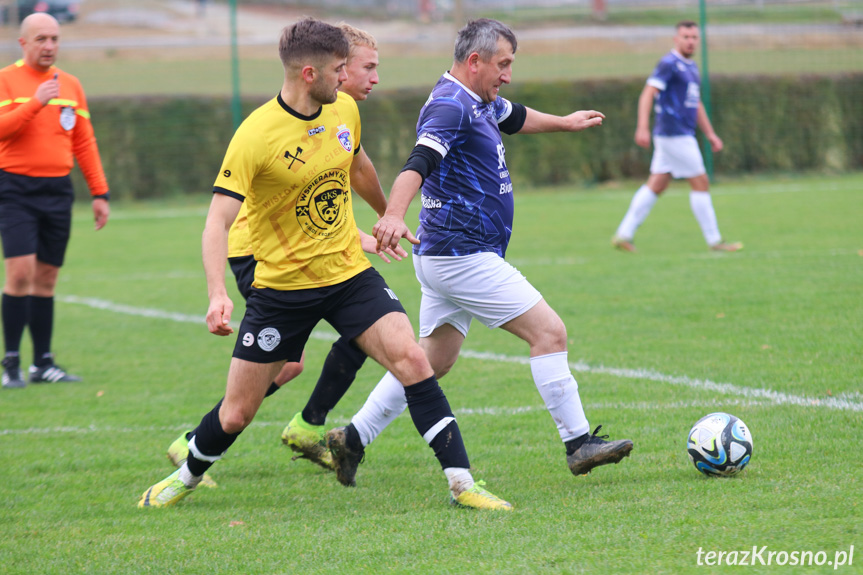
<box><xmin>0</xmin><ymin>59</ymin><xmax>108</xmax><ymax>196</ymax></box>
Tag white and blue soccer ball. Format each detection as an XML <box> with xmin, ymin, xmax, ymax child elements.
<box><xmin>687</xmin><ymin>412</ymin><xmax>753</xmax><ymax>477</ymax></box>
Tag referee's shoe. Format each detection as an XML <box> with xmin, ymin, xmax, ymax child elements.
<box><xmin>29</xmin><ymin>354</ymin><xmax>82</xmax><ymax>383</ymax></box>
<box><xmin>2</xmin><ymin>355</ymin><xmax>26</xmax><ymax>389</ymax></box>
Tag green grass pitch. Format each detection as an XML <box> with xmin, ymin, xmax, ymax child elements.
<box><xmin>0</xmin><ymin>173</ymin><xmax>860</xmax><ymax>573</ymax></box>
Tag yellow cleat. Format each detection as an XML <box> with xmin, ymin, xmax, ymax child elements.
<box><xmin>138</xmin><ymin>469</ymin><xmax>194</xmax><ymax>508</ymax></box>
<box><xmin>450</xmin><ymin>480</ymin><xmax>513</xmax><ymax>511</ymax></box>
<box><xmin>710</xmin><ymin>241</ymin><xmax>744</xmax><ymax>252</ymax></box>
<box><xmin>166</xmin><ymin>430</ymin><xmax>217</xmax><ymax>488</ymax></box>
<box><xmin>281</xmin><ymin>412</ymin><xmax>335</xmax><ymax>471</ymax></box>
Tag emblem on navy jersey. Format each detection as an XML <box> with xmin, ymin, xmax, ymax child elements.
<box><xmin>295</xmin><ymin>168</ymin><xmax>349</xmax><ymax>240</ymax></box>
<box><xmin>59</xmin><ymin>107</ymin><xmax>76</xmax><ymax>131</ymax></box>
<box><xmin>336</xmin><ymin>125</ymin><xmax>352</xmax><ymax>152</ymax></box>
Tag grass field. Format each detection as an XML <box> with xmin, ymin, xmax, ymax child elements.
<box><xmin>0</xmin><ymin>173</ymin><xmax>861</xmax><ymax>573</ymax></box>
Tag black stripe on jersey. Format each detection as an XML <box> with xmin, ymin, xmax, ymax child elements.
<box><xmin>499</xmin><ymin>102</ymin><xmax>527</xmax><ymax>135</ymax></box>
<box><xmin>213</xmin><ymin>186</ymin><xmax>244</xmax><ymax>202</ymax></box>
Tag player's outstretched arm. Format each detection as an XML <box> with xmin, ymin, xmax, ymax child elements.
<box><xmin>202</xmin><ymin>193</ymin><xmax>241</xmax><ymax>336</ymax></box>
<box><xmin>373</xmin><ymin>170</ymin><xmax>422</xmax><ymax>251</ymax></box>
<box><xmin>359</xmin><ymin>228</ymin><xmax>408</xmax><ymax>263</ymax></box>
<box><xmin>518</xmin><ymin>107</ymin><xmax>605</xmax><ymax>134</ymax></box>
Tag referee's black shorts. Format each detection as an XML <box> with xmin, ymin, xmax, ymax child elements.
<box><xmin>0</xmin><ymin>169</ymin><xmax>75</xmax><ymax>266</ymax></box>
<box><xmin>232</xmin><ymin>267</ymin><xmax>406</xmax><ymax>364</ymax></box>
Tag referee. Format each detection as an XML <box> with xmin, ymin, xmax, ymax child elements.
<box><xmin>0</xmin><ymin>13</ymin><xmax>110</xmax><ymax>389</ymax></box>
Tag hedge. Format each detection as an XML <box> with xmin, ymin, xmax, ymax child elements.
<box><xmin>73</xmin><ymin>73</ymin><xmax>863</xmax><ymax>200</ymax></box>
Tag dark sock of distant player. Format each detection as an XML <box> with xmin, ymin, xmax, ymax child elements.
<box><xmin>183</xmin><ymin>383</ymin><xmax>278</xmax><ymax>443</ymax></box>
<box><xmin>2</xmin><ymin>294</ymin><xmax>29</xmax><ymax>355</ymax></box>
<box><xmin>28</xmin><ymin>296</ymin><xmax>54</xmax><ymax>366</ymax></box>
<box><xmin>344</xmin><ymin>422</ymin><xmax>363</xmax><ymax>452</ymax></box>
<box><xmin>565</xmin><ymin>432</ymin><xmax>590</xmax><ymax>455</ymax></box>
<box><xmin>301</xmin><ymin>338</ymin><xmax>367</xmax><ymax>426</ymax></box>
<box><xmin>404</xmin><ymin>375</ymin><xmax>470</xmax><ymax>469</ymax></box>
<box><xmin>186</xmin><ymin>399</ymin><xmax>240</xmax><ymax>477</ymax></box>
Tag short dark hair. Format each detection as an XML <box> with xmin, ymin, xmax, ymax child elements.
<box><xmin>676</xmin><ymin>20</ymin><xmax>698</xmax><ymax>30</ymax></box>
<box><xmin>453</xmin><ymin>18</ymin><xmax>517</xmax><ymax>63</ymax></box>
<box><xmin>278</xmin><ymin>18</ymin><xmax>349</xmax><ymax>70</ymax></box>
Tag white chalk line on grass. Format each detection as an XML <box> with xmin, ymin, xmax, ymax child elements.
<box><xmin>53</xmin><ymin>295</ymin><xmax>863</xmax><ymax>415</ymax></box>
<box><xmin>0</xmin><ymin>399</ymin><xmax>780</xmax><ymax>437</ymax></box>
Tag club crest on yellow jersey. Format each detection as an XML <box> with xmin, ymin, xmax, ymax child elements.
<box><xmin>295</xmin><ymin>168</ymin><xmax>350</xmax><ymax>240</ymax></box>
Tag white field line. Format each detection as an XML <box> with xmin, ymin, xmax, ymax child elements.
<box><xmin>0</xmin><ymin>399</ymin><xmax>775</xmax><ymax>437</ymax></box>
<box><xmin>54</xmin><ymin>295</ymin><xmax>863</xmax><ymax>415</ymax></box>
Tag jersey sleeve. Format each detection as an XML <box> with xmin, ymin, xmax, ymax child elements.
<box><xmin>415</xmin><ymin>97</ymin><xmax>469</xmax><ymax>159</ymax></box>
<box><xmin>69</xmin><ymin>77</ymin><xmax>109</xmax><ymax>196</ymax></box>
<box><xmin>212</xmin><ymin>122</ymin><xmax>266</xmax><ymax>201</ymax></box>
<box><xmin>647</xmin><ymin>57</ymin><xmax>673</xmax><ymax>92</ymax></box>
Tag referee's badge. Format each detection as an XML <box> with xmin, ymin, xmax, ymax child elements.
<box><xmin>59</xmin><ymin>107</ymin><xmax>76</xmax><ymax>131</ymax></box>
<box><xmin>257</xmin><ymin>327</ymin><xmax>281</xmax><ymax>352</ymax></box>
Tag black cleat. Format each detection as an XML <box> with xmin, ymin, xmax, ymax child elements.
<box><xmin>2</xmin><ymin>356</ymin><xmax>26</xmax><ymax>389</ymax></box>
<box><xmin>567</xmin><ymin>425</ymin><xmax>633</xmax><ymax>476</ymax></box>
<box><xmin>325</xmin><ymin>427</ymin><xmax>364</xmax><ymax>487</ymax></box>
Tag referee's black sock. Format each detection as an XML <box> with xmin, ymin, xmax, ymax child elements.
<box><xmin>2</xmin><ymin>294</ymin><xmax>29</xmax><ymax>357</ymax></box>
<box><xmin>28</xmin><ymin>295</ymin><xmax>54</xmax><ymax>367</ymax></box>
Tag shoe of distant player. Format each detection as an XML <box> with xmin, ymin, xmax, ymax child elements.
<box><xmin>166</xmin><ymin>431</ymin><xmax>218</xmax><ymax>489</ymax></box>
<box><xmin>28</xmin><ymin>359</ymin><xmax>82</xmax><ymax>384</ymax></box>
<box><xmin>567</xmin><ymin>425</ymin><xmax>634</xmax><ymax>476</ymax></box>
<box><xmin>612</xmin><ymin>235</ymin><xmax>637</xmax><ymax>253</ymax></box>
<box><xmin>1</xmin><ymin>356</ymin><xmax>26</xmax><ymax>389</ymax></box>
<box><xmin>281</xmin><ymin>412</ymin><xmax>335</xmax><ymax>471</ymax></box>
<box><xmin>450</xmin><ymin>480</ymin><xmax>513</xmax><ymax>511</ymax></box>
<box><xmin>710</xmin><ymin>241</ymin><xmax>744</xmax><ymax>252</ymax></box>
<box><xmin>138</xmin><ymin>469</ymin><xmax>195</xmax><ymax>508</ymax></box>
<box><xmin>325</xmin><ymin>426</ymin><xmax>364</xmax><ymax>487</ymax></box>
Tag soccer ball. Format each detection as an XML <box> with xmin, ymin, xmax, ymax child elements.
<box><xmin>687</xmin><ymin>412</ymin><xmax>753</xmax><ymax>477</ymax></box>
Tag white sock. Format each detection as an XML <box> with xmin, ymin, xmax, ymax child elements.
<box><xmin>179</xmin><ymin>462</ymin><xmax>203</xmax><ymax>489</ymax></box>
<box><xmin>690</xmin><ymin>191</ymin><xmax>722</xmax><ymax>246</ymax></box>
<box><xmin>444</xmin><ymin>467</ymin><xmax>474</xmax><ymax>496</ymax></box>
<box><xmin>616</xmin><ymin>184</ymin><xmax>658</xmax><ymax>240</ymax></box>
<box><xmin>530</xmin><ymin>352</ymin><xmax>590</xmax><ymax>442</ymax></box>
<box><xmin>351</xmin><ymin>371</ymin><xmax>408</xmax><ymax>447</ymax></box>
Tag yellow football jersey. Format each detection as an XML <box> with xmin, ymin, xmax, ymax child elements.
<box><xmin>213</xmin><ymin>92</ymin><xmax>370</xmax><ymax>290</ymax></box>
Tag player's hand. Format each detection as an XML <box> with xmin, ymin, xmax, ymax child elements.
<box><xmin>634</xmin><ymin>127</ymin><xmax>652</xmax><ymax>149</ymax></box>
<box><xmin>35</xmin><ymin>74</ymin><xmax>60</xmax><ymax>105</ymax></box>
<box><xmin>707</xmin><ymin>133</ymin><xmax>724</xmax><ymax>153</ymax></box>
<box><xmin>206</xmin><ymin>295</ymin><xmax>234</xmax><ymax>336</ymax></box>
<box><xmin>360</xmin><ymin>230</ymin><xmax>408</xmax><ymax>263</ymax></box>
<box><xmin>566</xmin><ymin>110</ymin><xmax>605</xmax><ymax>131</ymax></box>
<box><xmin>92</xmin><ymin>198</ymin><xmax>109</xmax><ymax>230</ymax></box>
<box><xmin>372</xmin><ymin>214</ymin><xmax>419</xmax><ymax>252</ymax></box>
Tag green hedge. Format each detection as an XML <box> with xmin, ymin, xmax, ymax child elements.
<box><xmin>73</xmin><ymin>74</ymin><xmax>863</xmax><ymax>200</ymax></box>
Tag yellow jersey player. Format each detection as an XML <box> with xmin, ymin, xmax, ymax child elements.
<box><xmin>139</xmin><ymin>18</ymin><xmax>510</xmax><ymax>511</ymax></box>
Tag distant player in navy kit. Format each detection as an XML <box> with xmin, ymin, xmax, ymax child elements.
<box><xmin>612</xmin><ymin>20</ymin><xmax>741</xmax><ymax>253</ymax></box>
<box><xmin>324</xmin><ymin>18</ymin><xmax>633</xmax><ymax>491</ymax></box>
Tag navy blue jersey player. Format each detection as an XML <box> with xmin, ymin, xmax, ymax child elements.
<box><xmin>323</xmin><ymin>19</ymin><xmax>633</xmax><ymax>497</ymax></box>
<box><xmin>612</xmin><ymin>20</ymin><xmax>742</xmax><ymax>253</ymax></box>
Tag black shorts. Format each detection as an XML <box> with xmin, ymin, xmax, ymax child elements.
<box><xmin>228</xmin><ymin>254</ymin><xmax>256</xmax><ymax>300</ymax></box>
<box><xmin>0</xmin><ymin>170</ymin><xmax>74</xmax><ymax>266</ymax></box>
<box><xmin>233</xmin><ymin>267</ymin><xmax>406</xmax><ymax>364</ymax></box>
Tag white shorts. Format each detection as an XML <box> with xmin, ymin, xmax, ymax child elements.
<box><xmin>413</xmin><ymin>252</ymin><xmax>543</xmax><ymax>338</ymax></box>
<box><xmin>650</xmin><ymin>135</ymin><xmax>706</xmax><ymax>179</ymax></box>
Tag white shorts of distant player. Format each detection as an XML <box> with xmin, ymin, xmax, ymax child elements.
<box><xmin>650</xmin><ymin>135</ymin><xmax>706</xmax><ymax>179</ymax></box>
<box><xmin>413</xmin><ymin>251</ymin><xmax>542</xmax><ymax>337</ymax></box>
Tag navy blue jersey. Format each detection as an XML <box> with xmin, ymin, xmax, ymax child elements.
<box><xmin>646</xmin><ymin>51</ymin><xmax>701</xmax><ymax>137</ymax></box>
<box><xmin>413</xmin><ymin>73</ymin><xmax>516</xmax><ymax>258</ymax></box>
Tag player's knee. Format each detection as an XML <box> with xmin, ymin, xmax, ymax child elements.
<box><xmin>219</xmin><ymin>407</ymin><xmax>254</xmax><ymax>434</ymax></box>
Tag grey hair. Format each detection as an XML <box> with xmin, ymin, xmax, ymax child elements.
<box><xmin>453</xmin><ymin>18</ymin><xmax>517</xmax><ymax>63</ymax></box>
